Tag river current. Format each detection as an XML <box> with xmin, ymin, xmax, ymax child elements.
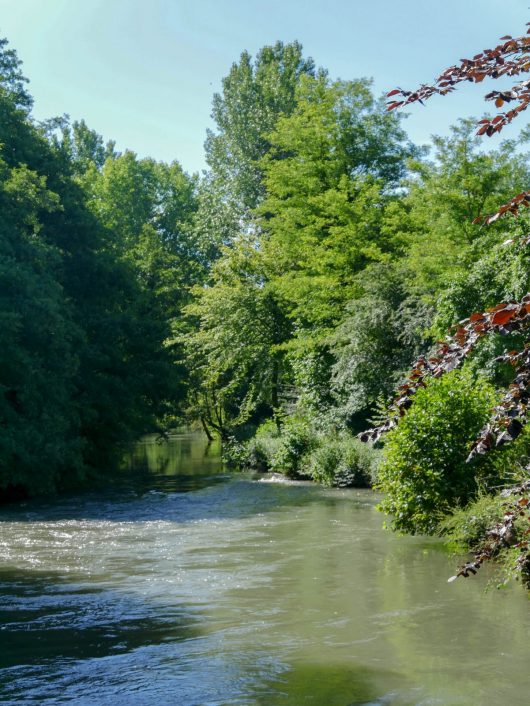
<box><xmin>1</xmin><ymin>432</ymin><xmax>529</xmax><ymax>705</ymax></box>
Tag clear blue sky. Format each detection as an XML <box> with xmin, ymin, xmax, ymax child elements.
<box><xmin>0</xmin><ymin>0</ymin><xmax>528</xmax><ymax>174</ymax></box>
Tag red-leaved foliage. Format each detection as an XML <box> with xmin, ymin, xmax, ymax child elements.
<box><xmin>448</xmin><ymin>480</ymin><xmax>530</xmax><ymax>584</ymax></box>
<box><xmin>387</xmin><ymin>24</ymin><xmax>530</xmax><ymax>225</ymax></box>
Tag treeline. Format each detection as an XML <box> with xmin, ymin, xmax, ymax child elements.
<box><xmin>3</xmin><ymin>34</ymin><xmax>530</xmax><ymax>545</ymax></box>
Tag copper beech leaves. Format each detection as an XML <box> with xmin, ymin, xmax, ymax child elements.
<box><xmin>386</xmin><ymin>30</ymin><xmax>530</xmax><ymax>122</ymax></box>
<box><xmin>359</xmin><ymin>295</ymin><xmax>530</xmax><ymax>452</ymax></box>
<box><xmin>386</xmin><ymin>26</ymin><xmax>530</xmax><ymax>228</ymax></box>
<box><xmin>473</xmin><ymin>190</ymin><xmax>530</xmax><ymax>226</ymax></box>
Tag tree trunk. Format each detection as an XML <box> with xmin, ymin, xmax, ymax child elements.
<box><xmin>200</xmin><ymin>415</ymin><xmax>214</xmax><ymax>442</ymax></box>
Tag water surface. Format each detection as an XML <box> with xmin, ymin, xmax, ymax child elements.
<box><xmin>1</xmin><ymin>432</ymin><xmax>529</xmax><ymax>705</ymax></box>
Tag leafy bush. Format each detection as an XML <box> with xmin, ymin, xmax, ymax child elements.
<box><xmin>224</xmin><ymin>417</ymin><xmax>313</xmax><ymax>476</ymax></box>
<box><xmin>245</xmin><ymin>433</ymin><xmax>283</xmax><ymax>471</ymax></box>
<box><xmin>376</xmin><ymin>369</ymin><xmax>501</xmax><ymax>535</ymax></box>
<box><xmin>309</xmin><ymin>441</ymin><xmax>343</xmax><ymax>485</ymax></box>
<box><xmin>232</xmin><ymin>415</ymin><xmax>380</xmax><ymax>487</ymax></box>
<box><xmin>309</xmin><ymin>435</ymin><xmax>378</xmax><ymax>487</ymax></box>
<box><xmin>268</xmin><ymin>419</ymin><xmax>315</xmax><ymax>477</ymax></box>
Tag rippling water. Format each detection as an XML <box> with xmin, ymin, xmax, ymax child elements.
<box><xmin>1</xmin><ymin>432</ymin><xmax>529</xmax><ymax>705</ymax></box>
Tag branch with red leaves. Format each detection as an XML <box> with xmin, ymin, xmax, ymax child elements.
<box><xmin>448</xmin><ymin>480</ymin><xmax>530</xmax><ymax>584</ymax></box>
<box><xmin>387</xmin><ymin>25</ymin><xmax>530</xmax><ymax>226</ymax></box>
<box><xmin>386</xmin><ymin>30</ymin><xmax>530</xmax><ymax>122</ymax></box>
<box><xmin>359</xmin><ymin>295</ymin><xmax>530</xmax><ymax>453</ymax></box>
<box><xmin>472</xmin><ymin>190</ymin><xmax>530</xmax><ymax>226</ymax></box>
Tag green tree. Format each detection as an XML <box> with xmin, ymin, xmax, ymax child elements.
<box><xmin>205</xmin><ymin>40</ymin><xmax>316</xmax><ymax>219</ymax></box>
<box><xmin>0</xmin><ymin>155</ymin><xmax>82</xmax><ymax>496</ymax></box>
<box><xmin>0</xmin><ymin>36</ymin><xmax>32</xmax><ymax>110</ymax></box>
<box><xmin>0</xmin><ymin>37</ymin><xmax>186</xmax><ymax>495</ymax></box>
<box><xmin>259</xmin><ymin>75</ymin><xmax>413</xmax><ymax>335</ymax></box>
<box><xmin>184</xmin><ymin>237</ymin><xmax>290</xmax><ymax>438</ymax></box>
<box><xmin>400</xmin><ymin>120</ymin><xmax>530</xmax><ymax>299</ymax></box>
<box><xmin>331</xmin><ymin>263</ymin><xmax>432</xmax><ymax>428</ymax></box>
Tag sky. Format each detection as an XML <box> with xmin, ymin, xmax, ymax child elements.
<box><xmin>0</xmin><ymin>0</ymin><xmax>529</xmax><ymax>174</ymax></box>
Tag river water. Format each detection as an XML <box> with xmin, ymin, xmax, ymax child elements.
<box><xmin>1</xmin><ymin>432</ymin><xmax>529</xmax><ymax>705</ymax></box>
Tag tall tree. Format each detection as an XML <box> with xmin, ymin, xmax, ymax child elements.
<box><xmin>259</xmin><ymin>74</ymin><xmax>414</xmax><ymax>334</ymax></box>
<box><xmin>184</xmin><ymin>236</ymin><xmax>290</xmax><ymax>438</ymax></box>
<box><xmin>203</xmin><ymin>41</ymin><xmax>316</xmax><ymax>237</ymax></box>
<box><xmin>0</xmin><ymin>38</ymin><xmax>187</xmax><ymax>495</ymax></box>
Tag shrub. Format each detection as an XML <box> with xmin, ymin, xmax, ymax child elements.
<box><xmin>309</xmin><ymin>441</ymin><xmax>343</xmax><ymax>485</ymax></box>
<box><xmin>245</xmin><ymin>434</ymin><xmax>283</xmax><ymax>471</ymax></box>
<box><xmin>226</xmin><ymin>417</ymin><xmax>315</xmax><ymax>476</ymax></box>
<box><xmin>309</xmin><ymin>435</ymin><xmax>378</xmax><ymax>487</ymax></box>
<box><xmin>233</xmin><ymin>416</ymin><xmax>380</xmax><ymax>487</ymax></box>
<box><xmin>376</xmin><ymin>369</ymin><xmax>500</xmax><ymax>535</ymax></box>
<box><xmin>441</xmin><ymin>492</ymin><xmax>505</xmax><ymax>549</ymax></box>
<box><xmin>268</xmin><ymin>419</ymin><xmax>315</xmax><ymax>477</ymax></box>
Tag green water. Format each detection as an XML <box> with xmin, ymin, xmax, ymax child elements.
<box><xmin>0</xmin><ymin>432</ymin><xmax>529</xmax><ymax>705</ymax></box>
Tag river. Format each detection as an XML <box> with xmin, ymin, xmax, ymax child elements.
<box><xmin>1</xmin><ymin>431</ymin><xmax>529</xmax><ymax>705</ymax></box>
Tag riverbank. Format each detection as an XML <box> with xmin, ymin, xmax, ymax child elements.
<box><xmin>223</xmin><ymin>421</ymin><xmax>381</xmax><ymax>488</ymax></box>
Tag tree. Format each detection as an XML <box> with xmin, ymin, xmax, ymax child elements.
<box><xmin>0</xmin><ymin>155</ymin><xmax>83</xmax><ymax>496</ymax></box>
<box><xmin>201</xmin><ymin>41</ymin><xmax>317</xmax><ymax>251</ymax></box>
<box><xmin>206</xmin><ymin>41</ymin><xmax>316</xmax><ymax>215</ymax></box>
<box><xmin>0</xmin><ymin>36</ymin><xmax>32</xmax><ymax>110</ymax></box>
<box><xmin>259</xmin><ymin>74</ymin><xmax>414</xmax><ymax>334</ymax></box>
<box><xmin>331</xmin><ymin>262</ymin><xmax>432</xmax><ymax>429</ymax></box>
<box><xmin>400</xmin><ymin>120</ymin><xmax>530</xmax><ymax>299</ymax></box>
<box><xmin>184</xmin><ymin>236</ymin><xmax>290</xmax><ymax>439</ymax></box>
<box><xmin>184</xmin><ymin>42</ymin><xmax>317</xmax><ymax>437</ymax></box>
<box><xmin>0</xmin><ymin>37</ymin><xmax>191</xmax><ymax>496</ymax></box>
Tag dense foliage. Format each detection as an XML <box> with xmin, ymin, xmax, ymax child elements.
<box><xmin>376</xmin><ymin>370</ymin><xmax>499</xmax><ymax>534</ymax></box>
<box><xmin>360</xmin><ymin>21</ymin><xmax>530</xmax><ymax>585</ymax></box>
<box><xmin>0</xmin><ymin>40</ymin><xmax>199</xmax><ymax>497</ymax></box>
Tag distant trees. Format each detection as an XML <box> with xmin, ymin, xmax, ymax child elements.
<box><xmin>185</xmin><ymin>35</ymin><xmax>530</xmax><ymax>444</ymax></box>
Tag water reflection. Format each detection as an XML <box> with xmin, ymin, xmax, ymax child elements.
<box><xmin>124</xmin><ymin>431</ymin><xmax>224</xmax><ymax>488</ymax></box>
<box><xmin>251</xmin><ymin>662</ymin><xmax>409</xmax><ymax>706</ymax></box>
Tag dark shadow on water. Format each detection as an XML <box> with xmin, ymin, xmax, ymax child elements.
<box><xmin>0</xmin><ymin>567</ymin><xmax>202</xmax><ymax>672</ymax></box>
<box><xmin>249</xmin><ymin>661</ymin><xmax>411</xmax><ymax>706</ymax></box>
<box><xmin>0</xmin><ymin>474</ymin><xmax>371</xmax><ymax>525</ymax></box>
